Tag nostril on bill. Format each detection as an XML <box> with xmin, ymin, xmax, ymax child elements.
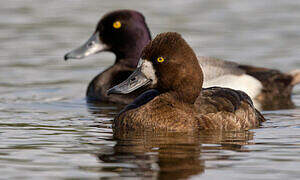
<box><xmin>64</xmin><ymin>54</ymin><xmax>69</xmax><ymax>61</ymax></box>
<box><xmin>87</xmin><ymin>41</ymin><xmax>95</xmax><ymax>47</ymax></box>
<box><xmin>131</xmin><ymin>77</ymin><xmax>136</xmax><ymax>82</ymax></box>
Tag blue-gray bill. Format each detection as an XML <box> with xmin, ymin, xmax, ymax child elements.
<box><xmin>64</xmin><ymin>32</ymin><xmax>107</xmax><ymax>61</ymax></box>
<box><xmin>107</xmin><ymin>67</ymin><xmax>151</xmax><ymax>95</ymax></box>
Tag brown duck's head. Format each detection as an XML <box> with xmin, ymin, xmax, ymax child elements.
<box><xmin>64</xmin><ymin>9</ymin><xmax>151</xmax><ymax>66</ymax></box>
<box><xmin>108</xmin><ymin>32</ymin><xmax>204</xmax><ymax>104</ymax></box>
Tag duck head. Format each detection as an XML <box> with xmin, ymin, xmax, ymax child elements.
<box><xmin>64</xmin><ymin>10</ymin><xmax>151</xmax><ymax>66</ymax></box>
<box><xmin>108</xmin><ymin>32</ymin><xmax>204</xmax><ymax>104</ymax></box>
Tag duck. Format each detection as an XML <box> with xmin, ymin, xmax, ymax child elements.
<box><xmin>64</xmin><ymin>9</ymin><xmax>300</xmax><ymax>110</ymax></box>
<box><xmin>199</xmin><ymin>57</ymin><xmax>300</xmax><ymax>110</ymax></box>
<box><xmin>107</xmin><ymin>32</ymin><xmax>265</xmax><ymax>132</ymax></box>
<box><xmin>64</xmin><ymin>10</ymin><xmax>151</xmax><ymax>104</ymax></box>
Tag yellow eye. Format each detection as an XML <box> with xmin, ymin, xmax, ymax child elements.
<box><xmin>113</xmin><ymin>21</ymin><xmax>122</xmax><ymax>29</ymax></box>
<box><xmin>157</xmin><ymin>57</ymin><xmax>164</xmax><ymax>63</ymax></box>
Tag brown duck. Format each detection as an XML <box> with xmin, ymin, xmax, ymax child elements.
<box><xmin>108</xmin><ymin>32</ymin><xmax>265</xmax><ymax>132</ymax></box>
<box><xmin>64</xmin><ymin>10</ymin><xmax>300</xmax><ymax>110</ymax></box>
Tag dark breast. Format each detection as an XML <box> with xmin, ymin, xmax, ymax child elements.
<box><xmin>86</xmin><ymin>64</ymin><xmax>148</xmax><ymax>104</ymax></box>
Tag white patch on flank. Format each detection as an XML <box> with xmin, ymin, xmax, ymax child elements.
<box><xmin>141</xmin><ymin>60</ymin><xmax>157</xmax><ymax>85</ymax></box>
<box><xmin>198</xmin><ymin>56</ymin><xmax>263</xmax><ymax>109</ymax></box>
<box><xmin>202</xmin><ymin>74</ymin><xmax>263</xmax><ymax>110</ymax></box>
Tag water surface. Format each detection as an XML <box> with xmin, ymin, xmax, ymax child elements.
<box><xmin>1</xmin><ymin>0</ymin><xmax>300</xmax><ymax>179</ymax></box>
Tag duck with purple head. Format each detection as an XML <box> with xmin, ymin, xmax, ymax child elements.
<box><xmin>108</xmin><ymin>32</ymin><xmax>265</xmax><ymax>132</ymax></box>
<box><xmin>65</xmin><ymin>10</ymin><xmax>300</xmax><ymax>110</ymax></box>
<box><xmin>64</xmin><ymin>10</ymin><xmax>151</xmax><ymax>104</ymax></box>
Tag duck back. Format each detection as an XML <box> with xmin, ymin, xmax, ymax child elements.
<box><xmin>239</xmin><ymin>65</ymin><xmax>296</xmax><ymax>110</ymax></box>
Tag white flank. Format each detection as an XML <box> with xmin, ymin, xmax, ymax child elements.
<box><xmin>202</xmin><ymin>74</ymin><xmax>263</xmax><ymax>110</ymax></box>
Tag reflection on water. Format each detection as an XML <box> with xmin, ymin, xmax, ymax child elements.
<box><xmin>1</xmin><ymin>0</ymin><xmax>300</xmax><ymax>179</ymax></box>
<box><xmin>96</xmin><ymin>130</ymin><xmax>253</xmax><ymax>179</ymax></box>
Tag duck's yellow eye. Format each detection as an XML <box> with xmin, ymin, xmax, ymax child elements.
<box><xmin>157</xmin><ymin>57</ymin><xmax>164</xmax><ymax>63</ymax></box>
<box><xmin>113</xmin><ymin>21</ymin><xmax>122</xmax><ymax>29</ymax></box>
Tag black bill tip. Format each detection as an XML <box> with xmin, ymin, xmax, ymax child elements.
<box><xmin>107</xmin><ymin>87</ymin><xmax>121</xmax><ymax>95</ymax></box>
<box><xmin>107</xmin><ymin>66</ymin><xmax>152</xmax><ymax>96</ymax></box>
<box><xmin>64</xmin><ymin>53</ymin><xmax>69</xmax><ymax>61</ymax></box>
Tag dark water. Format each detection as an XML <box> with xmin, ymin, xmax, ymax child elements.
<box><xmin>1</xmin><ymin>0</ymin><xmax>300</xmax><ymax>179</ymax></box>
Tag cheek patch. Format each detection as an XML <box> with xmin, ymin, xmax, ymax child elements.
<box><xmin>137</xmin><ymin>59</ymin><xmax>144</xmax><ymax>68</ymax></box>
<box><xmin>141</xmin><ymin>60</ymin><xmax>157</xmax><ymax>85</ymax></box>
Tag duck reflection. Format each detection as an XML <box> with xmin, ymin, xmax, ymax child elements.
<box><xmin>86</xmin><ymin>101</ymin><xmax>122</xmax><ymax>118</ymax></box>
<box><xmin>96</xmin><ymin>130</ymin><xmax>254</xmax><ymax>179</ymax></box>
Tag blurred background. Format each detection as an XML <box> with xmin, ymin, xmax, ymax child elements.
<box><xmin>1</xmin><ymin>0</ymin><xmax>300</xmax><ymax>179</ymax></box>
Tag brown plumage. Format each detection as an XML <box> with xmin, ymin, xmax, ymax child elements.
<box><xmin>199</xmin><ymin>56</ymin><xmax>300</xmax><ymax>110</ymax></box>
<box><xmin>195</xmin><ymin>87</ymin><xmax>264</xmax><ymax>130</ymax></box>
<box><xmin>113</xmin><ymin>32</ymin><xmax>265</xmax><ymax>132</ymax></box>
<box><xmin>65</xmin><ymin>10</ymin><xmax>299</xmax><ymax>110</ymax></box>
<box><xmin>238</xmin><ymin>65</ymin><xmax>300</xmax><ymax>110</ymax></box>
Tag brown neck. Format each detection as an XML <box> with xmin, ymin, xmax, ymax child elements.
<box><xmin>158</xmin><ymin>60</ymin><xmax>203</xmax><ymax>104</ymax></box>
<box><xmin>170</xmin><ymin>70</ymin><xmax>203</xmax><ymax>104</ymax></box>
<box><xmin>116</xmin><ymin>57</ymin><xmax>139</xmax><ymax>68</ymax></box>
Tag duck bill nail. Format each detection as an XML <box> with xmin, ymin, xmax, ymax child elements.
<box><xmin>64</xmin><ymin>32</ymin><xmax>107</xmax><ymax>61</ymax></box>
<box><xmin>107</xmin><ymin>68</ymin><xmax>151</xmax><ymax>95</ymax></box>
